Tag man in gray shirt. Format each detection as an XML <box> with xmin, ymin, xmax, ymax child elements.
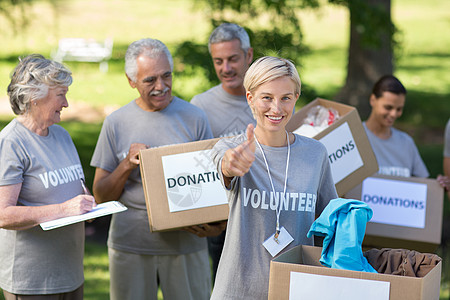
<box><xmin>191</xmin><ymin>23</ymin><xmax>255</xmax><ymax>138</ymax></box>
<box><xmin>190</xmin><ymin>23</ymin><xmax>256</xmax><ymax>280</ymax></box>
<box><xmin>90</xmin><ymin>38</ymin><xmax>216</xmax><ymax>300</ymax></box>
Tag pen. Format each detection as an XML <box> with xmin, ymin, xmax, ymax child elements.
<box><xmin>80</xmin><ymin>178</ymin><xmax>89</xmax><ymax>195</ymax></box>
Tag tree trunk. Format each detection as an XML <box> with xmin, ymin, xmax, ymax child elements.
<box><xmin>334</xmin><ymin>0</ymin><xmax>393</xmax><ymax>120</ymax></box>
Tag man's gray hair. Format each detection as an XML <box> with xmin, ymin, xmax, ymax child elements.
<box><xmin>208</xmin><ymin>23</ymin><xmax>251</xmax><ymax>54</ymax></box>
<box><xmin>125</xmin><ymin>38</ymin><xmax>174</xmax><ymax>83</ymax></box>
<box><xmin>7</xmin><ymin>54</ymin><xmax>72</xmax><ymax>115</ymax></box>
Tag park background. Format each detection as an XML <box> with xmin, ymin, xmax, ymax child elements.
<box><xmin>0</xmin><ymin>0</ymin><xmax>449</xmax><ymax>299</ymax></box>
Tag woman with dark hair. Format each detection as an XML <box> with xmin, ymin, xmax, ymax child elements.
<box><xmin>0</xmin><ymin>54</ymin><xmax>95</xmax><ymax>299</ymax></box>
<box><xmin>364</xmin><ymin>75</ymin><xmax>428</xmax><ymax>177</ymax></box>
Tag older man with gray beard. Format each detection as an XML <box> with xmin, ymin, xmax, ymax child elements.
<box><xmin>90</xmin><ymin>38</ymin><xmax>216</xmax><ymax>300</ymax></box>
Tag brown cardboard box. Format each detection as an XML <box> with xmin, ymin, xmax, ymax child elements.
<box><xmin>345</xmin><ymin>174</ymin><xmax>444</xmax><ymax>252</ymax></box>
<box><xmin>286</xmin><ymin>98</ymin><xmax>378</xmax><ymax>196</ymax></box>
<box><xmin>268</xmin><ymin>245</ymin><xmax>441</xmax><ymax>300</ymax></box>
<box><xmin>139</xmin><ymin>138</ymin><xmax>229</xmax><ymax>232</ymax></box>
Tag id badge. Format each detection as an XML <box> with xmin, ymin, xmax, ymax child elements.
<box><xmin>262</xmin><ymin>226</ymin><xmax>294</xmax><ymax>257</ymax></box>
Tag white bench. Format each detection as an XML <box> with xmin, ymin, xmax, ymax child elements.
<box><xmin>52</xmin><ymin>38</ymin><xmax>113</xmax><ymax>72</ymax></box>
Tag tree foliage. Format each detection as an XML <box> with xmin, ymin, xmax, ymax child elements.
<box><xmin>0</xmin><ymin>0</ymin><xmax>60</xmax><ymax>34</ymax></box>
<box><xmin>0</xmin><ymin>0</ymin><xmax>34</xmax><ymax>32</ymax></box>
<box><xmin>176</xmin><ymin>0</ymin><xmax>399</xmax><ymax>113</ymax></box>
<box><xmin>332</xmin><ymin>0</ymin><xmax>398</xmax><ymax>118</ymax></box>
<box><xmin>330</xmin><ymin>0</ymin><xmax>397</xmax><ymax>49</ymax></box>
<box><xmin>173</xmin><ymin>0</ymin><xmax>320</xmax><ymax>97</ymax></box>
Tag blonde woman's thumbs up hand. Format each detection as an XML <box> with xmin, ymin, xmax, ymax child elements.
<box><xmin>221</xmin><ymin>124</ymin><xmax>256</xmax><ymax>180</ymax></box>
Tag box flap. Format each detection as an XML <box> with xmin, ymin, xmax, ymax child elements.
<box><xmin>420</xmin><ymin>261</ymin><xmax>442</xmax><ymax>300</ymax></box>
<box><xmin>287</xmin><ymin>98</ymin><xmax>378</xmax><ymax>196</ymax></box>
<box><xmin>269</xmin><ymin>245</ymin><xmax>441</xmax><ymax>300</ymax></box>
<box><xmin>286</xmin><ymin>98</ymin><xmax>353</xmax><ymax>133</ymax></box>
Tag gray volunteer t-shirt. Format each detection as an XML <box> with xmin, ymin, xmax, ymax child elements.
<box><xmin>210</xmin><ymin>133</ymin><xmax>338</xmax><ymax>300</ymax></box>
<box><xmin>0</xmin><ymin>119</ymin><xmax>85</xmax><ymax>294</ymax></box>
<box><xmin>444</xmin><ymin>119</ymin><xmax>450</xmax><ymax>158</ymax></box>
<box><xmin>90</xmin><ymin>97</ymin><xmax>213</xmax><ymax>255</ymax></box>
<box><xmin>191</xmin><ymin>84</ymin><xmax>256</xmax><ymax>138</ymax></box>
<box><xmin>363</xmin><ymin>122</ymin><xmax>429</xmax><ymax>177</ymax></box>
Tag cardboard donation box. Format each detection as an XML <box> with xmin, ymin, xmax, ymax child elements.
<box><xmin>345</xmin><ymin>174</ymin><xmax>444</xmax><ymax>252</ymax></box>
<box><xmin>139</xmin><ymin>138</ymin><xmax>229</xmax><ymax>232</ymax></box>
<box><xmin>268</xmin><ymin>245</ymin><xmax>441</xmax><ymax>300</ymax></box>
<box><xmin>286</xmin><ymin>98</ymin><xmax>378</xmax><ymax>196</ymax></box>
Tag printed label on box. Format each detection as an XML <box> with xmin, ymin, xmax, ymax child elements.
<box><xmin>319</xmin><ymin>122</ymin><xmax>363</xmax><ymax>184</ymax></box>
<box><xmin>362</xmin><ymin>177</ymin><xmax>427</xmax><ymax>228</ymax></box>
<box><xmin>289</xmin><ymin>272</ymin><xmax>390</xmax><ymax>300</ymax></box>
<box><xmin>162</xmin><ymin>149</ymin><xmax>228</xmax><ymax>212</ymax></box>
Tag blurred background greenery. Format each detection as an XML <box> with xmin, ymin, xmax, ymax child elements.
<box><xmin>0</xmin><ymin>0</ymin><xmax>449</xmax><ymax>299</ymax></box>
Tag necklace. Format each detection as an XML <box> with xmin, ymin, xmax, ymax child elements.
<box><xmin>254</xmin><ymin>130</ymin><xmax>291</xmax><ymax>243</ymax></box>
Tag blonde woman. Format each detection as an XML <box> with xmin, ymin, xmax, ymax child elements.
<box><xmin>210</xmin><ymin>56</ymin><xmax>337</xmax><ymax>299</ymax></box>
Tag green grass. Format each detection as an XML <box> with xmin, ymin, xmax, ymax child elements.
<box><xmin>83</xmin><ymin>242</ymin><xmax>110</xmax><ymax>300</ymax></box>
<box><xmin>0</xmin><ymin>0</ymin><xmax>449</xmax><ymax>117</ymax></box>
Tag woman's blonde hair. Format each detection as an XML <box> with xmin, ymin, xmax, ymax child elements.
<box><xmin>243</xmin><ymin>56</ymin><xmax>301</xmax><ymax>95</ymax></box>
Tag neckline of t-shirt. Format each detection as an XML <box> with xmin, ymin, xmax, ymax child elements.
<box><xmin>255</xmin><ymin>134</ymin><xmax>298</xmax><ymax>152</ymax></box>
<box><xmin>218</xmin><ymin>84</ymin><xmax>247</xmax><ymax>102</ymax></box>
<box><xmin>14</xmin><ymin>118</ymin><xmax>55</xmax><ymax>140</ymax></box>
<box><xmin>363</xmin><ymin>121</ymin><xmax>396</xmax><ymax>142</ymax></box>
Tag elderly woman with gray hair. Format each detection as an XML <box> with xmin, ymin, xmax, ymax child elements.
<box><xmin>0</xmin><ymin>54</ymin><xmax>95</xmax><ymax>300</ymax></box>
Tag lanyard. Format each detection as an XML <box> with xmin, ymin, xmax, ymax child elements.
<box><xmin>254</xmin><ymin>131</ymin><xmax>291</xmax><ymax>241</ymax></box>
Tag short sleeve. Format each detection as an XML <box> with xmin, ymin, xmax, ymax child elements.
<box><xmin>197</xmin><ymin>110</ymin><xmax>214</xmax><ymax>141</ymax></box>
<box><xmin>0</xmin><ymin>138</ymin><xmax>25</xmax><ymax>186</ymax></box>
<box><xmin>317</xmin><ymin>145</ymin><xmax>338</xmax><ymax>213</ymax></box>
<box><xmin>444</xmin><ymin>119</ymin><xmax>450</xmax><ymax>158</ymax></box>
<box><xmin>90</xmin><ymin>118</ymin><xmax>120</xmax><ymax>172</ymax></box>
<box><xmin>410</xmin><ymin>141</ymin><xmax>429</xmax><ymax>178</ymax></box>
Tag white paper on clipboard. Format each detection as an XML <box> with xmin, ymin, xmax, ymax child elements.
<box><xmin>40</xmin><ymin>201</ymin><xmax>127</xmax><ymax>230</ymax></box>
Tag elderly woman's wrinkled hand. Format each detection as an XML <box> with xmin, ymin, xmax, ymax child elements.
<box><xmin>61</xmin><ymin>194</ymin><xmax>96</xmax><ymax>216</ymax></box>
<box><xmin>222</xmin><ymin>124</ymin><xmax>256</xmax><ymax>178</ymax></box>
